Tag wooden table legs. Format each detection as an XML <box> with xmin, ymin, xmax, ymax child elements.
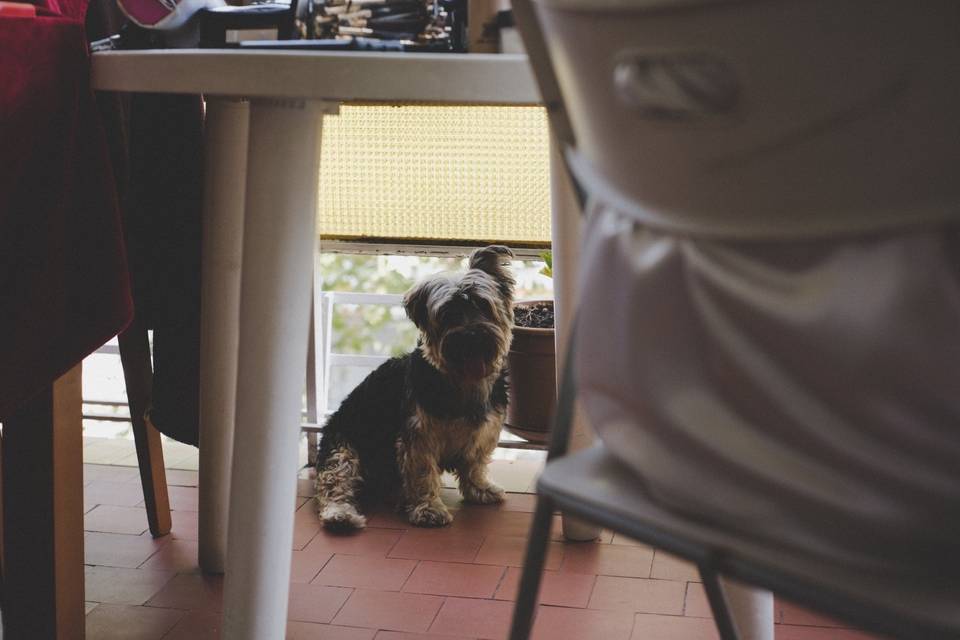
<box><xmin>2</xmin><ymin>364</ymin><xmax>85</xmax><ymax>640</ymax></box>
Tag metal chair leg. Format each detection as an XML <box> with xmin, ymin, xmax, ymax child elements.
<box><xmin>509</xmin><ymin>317</ymin><xmax>579</xmax><ymax>640</ymax></box>
<box><xmin>700</xmin><ymin>566</ymin><xmax>742</xmax><ymax>640</ymax></box>
<box><xmin>508</xmin><ymin>494</ymin><xmax>556</xmax><ymax>640</ymax></box>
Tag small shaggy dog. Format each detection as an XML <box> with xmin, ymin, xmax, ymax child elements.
<box><xmin>315</xmin><ymin>245</ymin><xmax>515</xmax><ymax>529</ymax></box>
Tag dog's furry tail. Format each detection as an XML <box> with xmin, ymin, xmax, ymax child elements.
<box><xmin>316</xmin><ymin>444</ymin><xmax>367</xmax><ymax>530</ymax></box>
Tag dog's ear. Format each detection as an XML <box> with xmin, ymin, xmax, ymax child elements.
<box><xmin>469</xmin><ymin>245</ymin><xmax>514</xmax><ymax>272</ymax></box>
<box><xmin>403</xmin><ymin>280</ymin><xmax>432</xmax><ymax>331</ymax></box>
<box><xmin>468</xmin><ymin>245</ymin><xmax>516</xmax><ymax>300</ymax></box>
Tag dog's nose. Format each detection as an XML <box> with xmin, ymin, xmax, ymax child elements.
<box><xmin>443</xmin><ymin>328</ymin><xmax>496</xmax><ymax>363</ymax></box>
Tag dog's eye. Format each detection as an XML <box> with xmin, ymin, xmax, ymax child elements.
<box><xmin>439</xmin><ymin>307</ymin><xmax>464</xmax><ymax>324</ymax></box>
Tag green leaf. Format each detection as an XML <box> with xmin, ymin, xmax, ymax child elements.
<box><xmin>538</xmin><ymin>250</ymin><xmax>553</xmax><ymax>279</ymax></box>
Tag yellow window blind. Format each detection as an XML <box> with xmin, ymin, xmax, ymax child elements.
<box><xmin>317</xmin><ymin>104</ymin><xmax>551</xmax><ymax>247</ymax></box>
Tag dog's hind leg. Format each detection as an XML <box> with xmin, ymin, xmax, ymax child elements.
<box><xmin>316</xmin><ymin>444</ymin><xmax>367</xmax><ymax>530</ymax></box>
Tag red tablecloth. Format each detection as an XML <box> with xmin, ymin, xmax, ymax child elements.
<box><xmin>0</xmin><ymin>0</ymin><xmax>133</xmax><ymax>420</ymax></box>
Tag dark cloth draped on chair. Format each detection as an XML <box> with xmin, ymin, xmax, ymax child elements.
<box><xmin>0</xmin><ymin>0</ymin><xmax>133</xmax><ymax>420</ymax></box>
<box><xmin>127</xmin><ymin>91</ymin><xmax>203</xmax><ymax>447</ymax></box>
<box><xmin>87</xmin><ymin>1</ymin><xmax>204</xmax><ymax>445</ymax></box>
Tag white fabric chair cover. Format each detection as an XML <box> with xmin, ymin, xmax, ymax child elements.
<box><xmin>538</xmin><ymin>0</ymin><xmax>960</xmax><ymax>579</ymax></box>
<box><xmin>576</xmin><ymin>158</ymin><xmax>960</xmax><ymax>578</ymax></box>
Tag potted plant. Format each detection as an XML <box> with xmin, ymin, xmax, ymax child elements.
<box><xmin>505</xmin><ymin>252</ymin><xmax>555</xmax><ymax>445</ymax></box>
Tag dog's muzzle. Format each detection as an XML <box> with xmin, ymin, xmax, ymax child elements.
<box><xmin>441</xmin><ymin>327</ymin><xmax>499</xmax><ymax>380</ymax></box>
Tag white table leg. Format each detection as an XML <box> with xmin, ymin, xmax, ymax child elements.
<box><xmin>220</xmin><ymin>98</ymin><xmax>330</xmax><ymax>640</ymax></box>
<box><xmin>198</xmin><ymin>98</ymin><xmax>249</xmax><ymax>574</ymax></box>
<box><xmin>723</xmin><ymin>579</ymin><xmax>774</xmax><ymax>640</ymax></box>
<box><xmin>549</xmin><ymin>135</ymin><xmax>601</xmax><ymax>542</ymax></box>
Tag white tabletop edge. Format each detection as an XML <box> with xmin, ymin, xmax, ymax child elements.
<box><xmin>91</xmin><ymin>49</ymin><xmax>542</xmax><ymax>104</ymax></box>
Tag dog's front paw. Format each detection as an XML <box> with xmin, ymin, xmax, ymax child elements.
<box><xmin>462</xmin><ymin>481</ymin><xmax>506</xmax><ymax>505</ymax></box>
<box><xmin>408</xmin><ymin>502</ymin><xmax>454</xmax><ymax>527</ymax></box>
<box><xmin>320</xmin><ymin>502</ymin><xmax>367</xmax><ymax>531</ymax></box>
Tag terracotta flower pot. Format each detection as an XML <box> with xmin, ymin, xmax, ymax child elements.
<box><xmin>504</xmin><ymin>300</ymin><xmax>555</xmax><ymax>444</ymax></box>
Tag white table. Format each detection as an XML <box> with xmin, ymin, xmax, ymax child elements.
<box><xmin>91</xmin><ymin>49</ymin><xmax>592</xmax><ymax>640</ymax></box>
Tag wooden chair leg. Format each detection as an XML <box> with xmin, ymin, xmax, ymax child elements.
<box><xmin>2</xmin><ymin>364</ymin><xmax>85</xmax><ymax>640</ymax></box>
<box><xmin>118</xmin><ymin>322</ymin><xmax>172</xmax><ymax>537</ymax></box>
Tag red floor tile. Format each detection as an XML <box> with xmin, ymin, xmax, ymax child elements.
<box><xmin>561</xmin><ymin>543</ymin><xmax>653</xmax><ymax>578</ymax></box>
<box><xmin>403</xmin><ymin>561</ymin><xmax>506</xmax><ymax>598</ymax></box>
<box><xmin>139</xmin><ymin>539</ymin><xmax>200</xmax><ymax>573</ymax></box>
<box><xmin>495</xmin><ymin>568</ymin><xmax>596</xmax><ymax>608</ymax></box>
<box><xmin>161</xmin><ymin>485</ymin><xmax>199</xmax><ymax>512</ymax></box>
<box><xmin>447</xmin><ymin>508</ymin><xmax>537</xmax><ymax>538</ymax></box>
<box><xmin>291</xmin><ymin>549</ymin><xmax>333</xmax><ymax>584</ymax></box>
<box><xmin>473</xmin><ymin>535</ymin><xmax>563</xmax><ymax>570</ymax></box>
<box><xmin>610</xmin><ymin>533</ymin><xmax>649</xmax><ymax>547</ymax></box>
<box><xmin>169</xmin><ymin>509</ymin><xmax>200</xmax><ymax>541</ymax></box>
<box><xmin>287</xmin><ymin>583</ymin><xmax>353</xmax><ymax>624</ymax></box>
<box><xmin>332</xmin><ymin>589</ymin><xmax>444</xmax><ymax>633</ymax></box>
<box><xmin>81</xmin><ymin>464</ymin><xmax>890</xmax><ymax>640</ymax></box>
<box><xmin>84</xmin><ymin>566</ymin><xmax>175</xmax><ymax>606</ymax></box>
<box><xmin>374</xmin><ymin>632</ymin><xmax>471</xmax><ymax>640</ymax></box>
<box><xmin>164</xmin><ymin>468</ymin><xmax>200</xmax><ymax>487</ymax></box>
<box><xmin>498</xmin><ymin>492</ymin><xmax>539</xmax><ymax>513</ymax></box>
<box><xmin>304</xmin><ymin>527</ymin><xmax>404</xmax><ymax>557</ymax></box>
<box><xmin>588</xmin><ymin>576</ymin><xmax>685</xmax><ymax>614</ymax></box>
<box><xmin>298</xmin><ymin>476</ymin><xmax>316</xmax><ymax>498</ymax></box>
<box><xmin>85</xmin><ymin>505</ymin><xmax>150</xmax><ymax>536</ymax></box>
<box><xmin>294</xmin><ymin>501</ymin><xmax>324</xmax><ymax>550</ymax></box>
<box><xmin>84</xmin><ymin>464</ymin><xmax>141</xmax><ymax>485</ymax></box>
<box><xmin>531</xmin><ymin>605</ymin><xmax>635</xmax><ymax>640</ymax></box>
<box><xmin>684</xmin><ymin>582</ymin><xmax>712</xmax><ymax>618</ymax></box>
<box><xmin>155</xmin><ymin>612</ymin><xmax>384</xmax><ymax>640</ymax></box>
<box><xmin>85</xmin><ymin>481</ymin><xmax>148</xmax><ymax>511</ymax></box>
<box><xmin>631</xmin><ymin>613</ymin><xmax>720</xmax><ymax>640</ymax></box>
<box><xmin>774</xmin><ymin>625</ymin><xmax>884</xmax><ymax>640</ymax></box>
<box><xmin>162</xmin><ymin>609</ymin><xmax>221</xmax><ymax>640</ymax></box>
<box><xmin>313</xmin><ymin>554</ymin><xmax>418</xmax><ymax>591</ymax></box>
<box><xmin>287</xmin><ymin>622</ymin><xmax>377</xmax><ymax>640</ymax></box>
<box><xmin>85</xmin><ymin>531</ymin><xmax>169</xmax><ymax>569</ymax></box>
<box><xmin>85</xmin><ymin>603</ymin><xmax>184</xmax><ymax>640</ymax></box>
<box><xmin>429</xmin><ymin>596</ymin><xmax>515</xmax><ymax>639</ymax></box>
<box><xmin>650</xmin><ymin>551</ymin><xmax>700</xmax><ymax>582</ymax></box>
<box><xmin>146</xmin><ymin>573</ymin><xmax>224</xmax><ymax>611</ymax></box>
<box><xmin>389</xmin><ymin>529</ymin><xmax>486</xmax><ymax>563</ymax></box>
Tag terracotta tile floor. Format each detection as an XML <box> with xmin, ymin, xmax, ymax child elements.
<box><xmin>79</xmin><ymin>460</ymin><xmax>887</xmax><ymax>640</ymax></box>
